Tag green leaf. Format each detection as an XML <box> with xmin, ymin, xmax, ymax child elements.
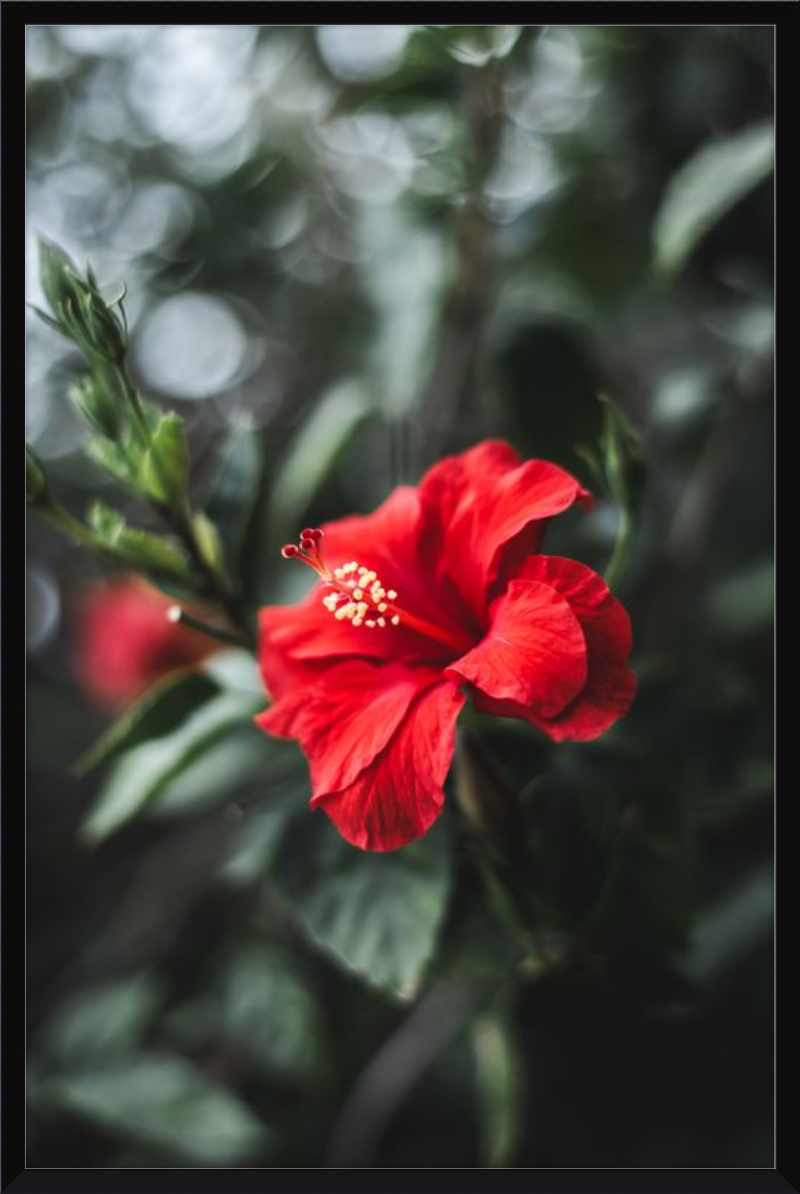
<box><xmin>202</xmin><ymin>647</ymin><xmax>264</xmax><ymax>696</ymax></box>
<box><xmin>192</xmin><ymin>510</ymin><xmax>227</xmax><ymax>579</ymax></box>
<box><xmin>87</xmin><ymin>499</ymin><xmax>126</xmax><ymax>543</ymax></box>
<box><xmin>269</xmin><ymin>380</ymin><xmax>370</xmax><ymax>539</ymax></box>
<box><xmin>202</xmin><ymin>420</ymin><xmax>265</xmax><ymax>596</ymax></box>
<box><xmin>149</xmin><ymin>728</ymin><xmax>274</xmax><ymax>818</ymax></box>
<box><xmin>40</xmin><ymin>974</ymin><xmax>161</xmax><ymax>1067</ymax></box>
<box><xmin>26</xmin><ymin>443</ymin><xmax>49</xmax><ymax>505</ymax></box>
<box><xmin>86</xmin><ymin>436</ymin><xmax>137</xmax><ymax>485</ymax></box>
<box><xmin>87</xmin><ymin>503</ymin><xmax>189</xmax><ymax>577</ymax></box>
<box><xmin>218</xmin><ymin>788</ymin><xmax>305</xmax><ymax>887</ymax></box>
<box><xmin>683</xmin><ymin>864</ymin><xmax>772</xmax><ymax>988</ymax></box>
<box><xmin>167</xmin><ymin>942</ymin><xmax>326</xmax><ymax>1081</ymax></box>
<box><xmin>116</xmin><ymin>528</ymin><xmax>190</xmax><ymax>578</ymax></box>
<box><xmin>81</xmin><ymin>690</ymin><xmax>264</xmax><ymax>843</ymax></box>
<box><xmin>654</xmin><ymin>120</ymin><xmax>774</xmax><ymax>275</ymax></box>
<box><xmin>472</xmin><ymin>1004</ymin><xmax>523</xmax><ymax>1167</ymax></box>
<box><xmin>69</xmin><ymin>375</ymin><xmax>122</xmax><ymax>439</ymax></box>
<box><xmin>29</xmin><ymin>303</ymin><xmax>64</xmax><ymax>335</ymax></box>
<box><xmin>595</xmin><ymin>393</ymin><xmax>646</xmax><ymax>588</ymax></box>
<box><xmin>74</xmin><ymin>670</ymin><xmax>220</xmax><ymax>776</ymax></box>
<box><xmin>34</xmin><ymin>1053</ymin><xmax>271</xmax><ymax>1164</ymax></box>
<box><xmin>139</xmin><ymin>413</ymin><xmax>189</xmax><ymax>505</ymax></box>
<box><xmin>273</xmin><ymin>814</ymin><xmax>453</xmax><ymax>999</ymax></box>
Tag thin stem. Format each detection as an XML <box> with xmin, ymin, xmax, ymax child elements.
<box><xmin>111</xmin><ymin>358</ymin><xmax>255</xmax><ymax>648</ymax></box>
<box><xmin>166</xmin><ymin>605</ymin><xmax>250</xmax><ymax>650</ymax></box>
<box><xmin>112</xmin><ymin>362</ymin><xmax>152</xmax><ymax>448</ymax></box>
<box><xmin>169</xmin><ymin>514</ymin><xmax>255</xmax><ymax>648</ymax></box>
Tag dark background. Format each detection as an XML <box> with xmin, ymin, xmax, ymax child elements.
<box><xmin>26</xmin><ymin>25</ymin><xmax>774</xmax><ymax>1168</ymax></box>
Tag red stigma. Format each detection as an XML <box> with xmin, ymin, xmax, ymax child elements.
<box><xmin>281</xmin><ymin>544</ymin><xmax>300</xmax><ymax>559</ymax></box>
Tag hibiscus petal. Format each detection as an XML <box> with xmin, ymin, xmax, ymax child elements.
<box><xmin>419</xmin><ymin>440</ymin><xmax>592</xmax><ymax>620</ymax></box>
<box><xmin>473</xmin><ymin>557</ymin><xmax>636</xmax><ymax>741</ymax></box>
<box><xmin>447</xmin><ymin>578</ymin><xmax>587</xmax><ymax>717</ymax></box>
<box><xmin>311</xmin><ymin>678</ymin><xmax>465</xmax><ymax>852</ymax></box>
<box><xmin>256</xmin><ymin>660</ymin><xmax>437</xmax><ymax>795</ymax></box>
<box><xmin>258</xmin><ymin>598</ymin><xmax>390</xmax><ymax>702</ymax></box>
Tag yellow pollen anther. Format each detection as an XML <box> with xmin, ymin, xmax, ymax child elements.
<box><xmin>299</xmin><ymin>547</ymin><xmax>403</xmax><ymax>636</ymax></box>
<box><xmin>284</xmin><ymin>530</ymin><xmax>473</xmax><ymax>653</ymax></box>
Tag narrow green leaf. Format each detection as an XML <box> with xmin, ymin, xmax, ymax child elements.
<box><xmin>26</xmin><ymin>443</ymin><xmax>49</xmax><ymax>505</ymax></box>
<box><xmin>192</xmin><ymin>511</ymin><xmax>227</xmax><ymax>579</ymax></box>
<box><xmin>598</xmin><ymin>393</ymin><xmax>646</xmax><ymax>588</ymax></box>
<box><xmin>34</xmin><ymin>1053</ymin><xmax>272</xmax><ymax>1164</ymax></box>
<box><xmin>74</xmin><ymin>671</ymin><xmax>220</xmax><ymax>776</ymax></box>
<box><xmin>139</xmin><ymin>413</ymin><xmax>189</xmax><ymax>505</ymax></box>
<box><xmin>115</xmin><ymin>527</ymin><xmax>190</xmax><ymax>578</ymax></box>
<box><xmin>69</xmin><ymin>375</ymin><xmax>122</xmax><ymax>439</ymax></box>
<box><xmin>28</xmin><ymin>303</ymin><xmax>64</xmax><ymax>335</ymax></box>
<box><xmin>654</xmin><ymin>121</ymin><xmax>774</xmax><ymax>275</ymax></box>
<box><xmin>81</xmin><ymin>691</ymin><xmax>264</xmax><ymax>843</ymax></box>
<box><xmin>273</xmin><ymin>814</ymin><xmax>452</xmax><ymax>998</ymax></box>
<box><xmin>86</xmin><ymin>503</ymin><xmax>189</xmax><ymax>576</ymax></box>
<box><xmin>40</xmin><ymin>974</ymin><xmax>161</xmax><ymax>1067</ymax></box>
<box><xmin>87</xmin><ymin>499</ymin><xmax>125</xmax><ymax>543</ymax></box>
<box><xmin>472</xmin><ymin>1005</ymin><xmax>523</xmax><ymax>1167</ymax></box>
<box><xmin>167</xmin><ymin>942</ymin><xmax>326</xmax><ymax>1080</ymax></box>
<box><xmin>269</xmin><ymin>380</ymin><xmax>370</xmax><ymax>539</ymax></box>
<box><xmin>86</xmin><ymin>436</ymin><xmax>137</xmax><ymax>485</ymax></box>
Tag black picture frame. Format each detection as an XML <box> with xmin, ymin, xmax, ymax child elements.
<box><xmin>5</xmin><ymin>7</ymin><xmax>798</xmax><ymax>1193</ymax></box>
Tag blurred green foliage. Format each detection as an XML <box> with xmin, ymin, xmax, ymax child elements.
<box><xmin>26</xmin><ymin>25</ymin><xmax>773</xmax><ymax>1168</ymax></box>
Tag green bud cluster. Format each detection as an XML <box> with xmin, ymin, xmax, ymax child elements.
<box><xmin>36</xmin><ymin>240</ymin><xmax>127</xmax><ymax>366</ymax></box>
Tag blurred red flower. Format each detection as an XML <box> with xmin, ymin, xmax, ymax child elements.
<box><xmin>257</xmin><ymin>441</ymin><xmax>636</xmax><ymax>852</ymax></box>
<box><xmin>75</xmin><ymin>576</ymin><xmax>218</xmax><ymax>710</ymax></box>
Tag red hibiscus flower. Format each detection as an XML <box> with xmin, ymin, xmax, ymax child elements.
<box><xmin>257</xmin><ymin>441</ymin><xmax>636</xmax><ymax>852</ymax></box>
<box><xmin>75</xmin><ymin>576</ymin><xmax>218</xmax><ymax>710</ymax></box>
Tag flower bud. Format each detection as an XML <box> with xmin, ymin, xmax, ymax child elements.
<box><xmin>38</xmin><ymin>238</ymin><xmax>127</xmax><ymax>365</ymax></box>
<box><xmin>38</xmin><ymin>239</ymin><xmax>81</xmax><ymax>314</ymax></box>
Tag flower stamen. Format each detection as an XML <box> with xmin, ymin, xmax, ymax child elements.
<box><xmin>280</xmin><ymin>529</ymin><xmax>470</xmax><ymax>652</ymax></box>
